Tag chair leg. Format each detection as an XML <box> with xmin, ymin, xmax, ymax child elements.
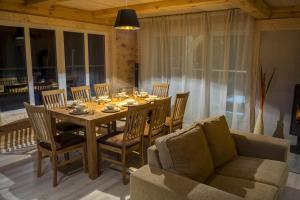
<box><xmin>37</xmin><ymin>149</ymin><xmax>42</xmax><ymax>177</ymax></box>
<box><xmin>51</xmin><ymin>154</ymin><xmax>58</xmax><ymax>187</ymax></box>
<box><xmin>140</xmin><ymin>144</ymin><xmax>144</xmax><ymax>167</ymax></box>
<box><xmin>82</xmin><ymin>145</ymin><xmax>88</xmax><ymax>173</ymax></box>
<box><xmin>121</xmin><ymin>151</ymin><xmax>127</xmax><ymax>185</ymax></box>
<box><xmin>64</xmin><ymin>153</ymin><xmax>70</xmax><ymax>161</ymax></box>
<box><xmin>98</xmin><ymin>145</ymin><xmax>101</xmax><ymax>176</ymax></box>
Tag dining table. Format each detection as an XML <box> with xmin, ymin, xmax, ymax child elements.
<box><xmin>49</xmin><ymin>96</ymin><xmax>152</xmax><ymax>180</ymax></box>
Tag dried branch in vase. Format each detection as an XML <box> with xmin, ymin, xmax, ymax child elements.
<box><xmin>259</xmin><ymin>64</ymin><xmax>276</xmax><ymax>110</ymax></box>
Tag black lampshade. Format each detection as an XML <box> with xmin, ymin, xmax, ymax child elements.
<box><xmin>114</xmin><ymin>9</ymin><xmax>140</xmax><ymax>30</ymax></box>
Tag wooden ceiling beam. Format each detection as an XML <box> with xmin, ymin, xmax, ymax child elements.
<box><xmin>271</xmin><ymin>6</ymin><xmax>300</xmax><ymax>19</ymax></box>
<box><xmin>93</xmin><ymin>0</ymin><xmax>230</xmax><ymax>18</ymax></box>
<box><xmin>0</xmin><ymin>0</ymin><xmax>112</xmax><ymax>25</ymax></box>
<box><xmin>25</xmin><ymin>0</ymin><xmax>69</xmax><ymax>7</ymax></box>
<box><xmin>229</xmin><ymin>0</ymin><xmax>271</xmax><ymax>19</ymax></box>
<box><xmin>93</xmin><ymin>0</ymin><xmax>272</xmax><ymax>20</ymax></box>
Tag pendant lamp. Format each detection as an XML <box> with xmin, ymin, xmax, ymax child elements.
<box><xmin>114</xmin><ymin>1</ymin><xmax>140</xmax><ymax>30</ymax></box>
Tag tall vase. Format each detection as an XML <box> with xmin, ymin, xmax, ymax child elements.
<box><xmin>254</xmin><ymin>109</ymin><xmax>264</xmax><ymax>135</ymax></box>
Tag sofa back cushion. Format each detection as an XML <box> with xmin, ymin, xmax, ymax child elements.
<box><xmin>155</xmin><ymin>123</ymin><xmax>214</xmax><ymax>183</ymax></box>
<box><xmin>201</xmin><ymin>115</ymin><xmax>237</xmax><ymax>168</ymax></box>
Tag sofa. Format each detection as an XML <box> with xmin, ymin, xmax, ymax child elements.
<box><xmin>130</xmin><ymin>115</ymin><xmax>289</xmax><ymax>200</ymax></box>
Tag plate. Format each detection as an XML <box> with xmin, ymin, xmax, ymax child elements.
<box><xmin>101</xmin><ymin>107</ymin><xmax>121</xmax><ymax>113</ymax></box>
<box><xmin>118</xmin><ymin>102</ymin><xmax>139</xmax><ymax>107</ymax></box>
<box><xmin>69</xmin><ymin>109</ymin><xmax>89</xmax><ymax>115</ymax></box>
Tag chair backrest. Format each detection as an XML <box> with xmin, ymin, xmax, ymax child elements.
<box><xmin>42</xmin><ymin>89</ymin><xmax>67</xmax><ymax>109</ymax></box>
<box><xmin>94</xmin><ymin>83</ymin><xmax>110</xmax><ymax>98</ymax></box>
<box><xmin>123</xmin><ymin>103</ymin><xmax>150</xmax><ymax>146</ymax></box>
<box><xmin>71</xmin><ymin>85</ymin><xmax>91</xmax><ymax>102</ymax></box>
<box><xmin>171</xmin><ymin>92</ymin><xmax>190</xmax><ymax>122</ymax></box>
<box><xmin>149</xmin><ymin>97</ymin><xmax>171</xmax><ymax>136</ymax></box>
<box><xmin>24</xmin><ymin>103</ymin><xmax>55</xmax><ymax>149</ymax></box>
<box><xmin>152</xmin><ymin>83</ymin><xmax>169</xmax><ymax>97</ymax></box>
<box><xmin>0</xmin><ymin>77</ymin><xmax>17</xmax><ymax>86</ymax></box>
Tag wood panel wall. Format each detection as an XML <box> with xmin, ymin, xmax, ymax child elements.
<box><xmin>114</xmin><ymin>30</ymin><xmax>138</xmax><ymax>90</ymax></box>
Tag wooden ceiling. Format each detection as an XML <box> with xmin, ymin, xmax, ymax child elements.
<box><xmin>0</xmin><ymin>0</ymin><xmax>299</xmax><ymax>25</ymax></box>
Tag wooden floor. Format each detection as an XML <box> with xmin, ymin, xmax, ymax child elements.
<box><xmin>1</xmin><ymin>147</ymin><xmax>300</xmax><ymax>200</ymax></box>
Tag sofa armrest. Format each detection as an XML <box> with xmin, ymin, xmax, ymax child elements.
<box><xmin>230</xmin><ymin>129</ymin><xmax>289</xmax><ymax>162</ymax></box>
<box><xmin>130</xmin><ymin>165</ymin><xmax>242</xmax><ymax>200</ymax></box>
<box><xmin>147</xmin><ymin>145</ymin><xmax>162</xmax><ymax>169</ymax></box>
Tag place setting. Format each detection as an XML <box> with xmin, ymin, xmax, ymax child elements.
<box><xmin>101</xmin><ymin>103</ymin><xmax>121</xmax><ymax>113</ymax></box>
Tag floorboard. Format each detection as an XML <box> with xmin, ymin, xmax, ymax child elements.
<box><xmin>1</xmin><ymin>148</ymin><xmax>300</xmax><ymax>200</ymax></box>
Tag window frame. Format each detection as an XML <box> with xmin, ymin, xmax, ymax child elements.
<box><xmin>0</xmin><ymin>22</ymin><xmax>109</xmax><ymax>112</ymax></box>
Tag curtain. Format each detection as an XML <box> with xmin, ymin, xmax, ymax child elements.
<box><xmin>138</xmin><ymin>9</ymin><xmax>254</xmax><ymax>131</ymax></box>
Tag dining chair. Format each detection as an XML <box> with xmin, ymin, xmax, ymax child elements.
<box><xmin>71</xmin><ymin>85</ymin><xmax>91</xmax><ymax>102</ymax></box>
<box><xmin>94</xmin><ymin>83</ymin><xmax>110</xmax><ymax>98</ymax></box>
<box><xmin>98</xmin><ymin>103</ymin><xmax>150</xmax><ymax>184</ymax></box>
<box><xmin>24</xmin><ymin>102</ymin><xmax>87</xmax><ymax>187</ymax></box>
<box><xmin>93</xmin><ymin>83</ymin><xmax>115</xmax><ymax>134</ymax></box>
<box><xmin>42</xmin><ymin>89</ymin><xmax>83</xmax><ymax>133</ymax></box>
<box><xmin>152</xmin><ymin>83</ymin><xmax>169</xmax><ymax>97</ymax></box>
<box><xmin>144</xmin><ymin>97</ymin><xmax>171</xmax><ymax>147</ymax></box>
<box><xmin>165</xmin><ymin>92</ymin><xmax>190</xmax><ymax>133</ymax></box>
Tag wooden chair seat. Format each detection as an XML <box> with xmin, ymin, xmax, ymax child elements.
<box><xmin>98</xmin><ymin>133</ymin><xmax>140</xmax><ymax>148</ymax></box>
<box><xmin>143</xmin><ymin>124</ymin><xmax>163</xmax><ymax>136</ymax></box>
<box><xmin>164</xmin><ymin>116</ymin><xmax>182</xmax><ymax>127</ymax></box>
<box><xmin>56</xmin><ymin>121</ymin><xmax>83</xmax><ymax>133</ymax></box>
<box><xmin>40</xmin><ymin>133</ymin><xmax>85</xmax><ymax>150</ymax></box>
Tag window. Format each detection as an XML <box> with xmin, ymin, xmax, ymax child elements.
<box><xmin>0</xmin><ymin>26</ymin><xmax>29</xmax><ymax>111</ymax></box>
<box><xmin>30</xmin><ymin>28</ymin><xmax>58</xmax><ymax>105</ymax></box>
<box><xmin>88</xmin><ymin>34</ymin><xmax>106</xmax><ymax>96</ymax></box>
<box><xmin>64</xmin><ymin>32</ymin><xmax>85</xmax><ymax>100</ymax></box>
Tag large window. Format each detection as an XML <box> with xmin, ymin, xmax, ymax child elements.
<box><xmin>0</xmin><ymin>26</ymin><xmax>29</xmax><ymax>111</ymax></box>
<box><xmin>0</xmin><ymin>25</ymin><xmax>107</xmax><ymax>112</ymax></box>
<box><xmin>88</xmin><ymin>34</ymin><xmax>106</xmax><ymax>96</ymax></box>
<box><xmin>30</xmin><ymin>28</ymin><xmax>58</xmax><ymax>105</ymax></box>
<box><xmin>64</xmin><ymin>32</ymin><xmax>85</xmax><ymax>100</ymax></box>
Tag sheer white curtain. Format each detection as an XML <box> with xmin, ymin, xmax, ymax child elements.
<box><xmin>138</xmin><ymin>9</ymin><xmax>254</xmax><ymax>131</ymax></box>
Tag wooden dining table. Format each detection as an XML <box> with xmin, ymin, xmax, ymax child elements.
<box><xmin>49</xmin><ymin>98</ymin><xmax>149</xmax><ymax>180</ymax></box>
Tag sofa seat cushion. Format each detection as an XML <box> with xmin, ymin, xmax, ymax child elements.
<box><xmin>155</xmin><ymin>123</ymin><xmax>214</xmax><ymax>183</ymax></box>
<box><xmin>207</xmin><ymin>175</ymin><xmax>279</xmax><ymax>200</ymax></box>
<box><xmin>201</xmin><ymin>115</ymin><xmax>237</xmax><ymax>168</ymax></box>
<box><xmin>216</xmin><ymin>156</ymin><xmax>288</xmax><ymax>188</ymax></box>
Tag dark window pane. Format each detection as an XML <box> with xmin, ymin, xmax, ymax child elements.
<box><xmin>30</xmin><ymin>28</ymin><xmax>58</xmax><ymax>105</ymax></box>
<box><xmin>64</xmin><ymin>32</ymin><xmax>85</xmax><ymax>100</ymax></box>
<box><xmin>0</xmin><ymin>26</ymin><xmax>29</xmax><ymax>111</ymax></box>
<box><xmin>88</xmin><ymin>34</ymin><xmax>105</xmax><ymax>96</ymax></box>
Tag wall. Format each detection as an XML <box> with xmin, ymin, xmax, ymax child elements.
<box><xmin>113</xmin><ymin>30</ymin><xmax>137</xmax><ymax>90</ymax></box>
<box><xmin>257</xmin><ymin>29</ymin><xmax>300</xmax><ymax>142</ymax></box>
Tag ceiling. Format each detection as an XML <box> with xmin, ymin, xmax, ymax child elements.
<box><xmin>57</xmin><ymin>0</ymin><xmax>164</xmax><ymax>11</ymax></box>
<box><xmin>0</xmin><ymin>0</ymin><xmax>299</xmax><ymax>26</ymax></box>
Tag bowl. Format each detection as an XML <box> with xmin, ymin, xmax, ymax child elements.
<box><xmin>125</xmin><ymin>99</ymin><xmax>135</xmax><ymax>105</ymax></box>
<box><xmin>106</xmin><ymin>104</ymin><xmax>116</xmax><ymax>110</ymax></box>
<box><xmin>140</xmin><ymin>92</ymin><xmax>148</xmax><ymax>97</ymax></box>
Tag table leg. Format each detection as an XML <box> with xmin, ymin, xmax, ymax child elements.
<box><xmin>86</xmin><ymin>121</ymin><xmax>98</xmax><ymax>179</ymax></box>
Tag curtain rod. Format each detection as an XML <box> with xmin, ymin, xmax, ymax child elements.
<box><xmin>138</xmin><ymin>8</ymin><xmax>239</xmax><ymax>20</ymax></box>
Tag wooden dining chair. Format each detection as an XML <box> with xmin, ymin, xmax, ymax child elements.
<box><xmin>24</xmin><ymin>103</ymin><xmax>87</xmax><ymax>187</ymax></box>
<box><xmin>144</xmin><ymin>97</ymin><xmax>171</xmax><ymax>147</ymax></box>
<box><xmin>71</xmin><ymin>85</ymin><xmax>91</xmax><ymax>102</ymax></box>
<box><xmin>94</xmin><ymin>83</ymin><xmax>110</xmax><ymax>98</ymax></box>
<box><xmin>152</xmin><ymin>83</ymin><xmax>169</xmax><ymax>97</ymax></box>
<box><xmin>165</xmin><ymin>92</ymin><xmax>190</xmax><ymax>133</ymax></box>
<box><xmin>42</xmin><ymin>89</ymin><xmax>83</xmax><ymax>133</ymax></box>
<box><xmin>98</xmin><ymin>103</ymin><xmax>150</xmax><ymax>184</ymax></box>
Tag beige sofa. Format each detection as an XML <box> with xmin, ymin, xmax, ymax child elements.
<box><xmin>130</xmin><ymin>116</ymin><xmax>289</xmax><ymax>200</ymax></box>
